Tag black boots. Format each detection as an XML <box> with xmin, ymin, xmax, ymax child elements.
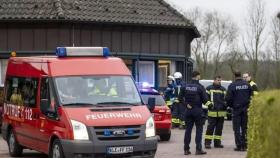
<box><xmin>184</xmin><ymin>150</ymin><xmax>207</xmax><ymax>155</ymax></box>
<box><xmin>234</xmin><ymin>146</ymin><xmax>246</xmax><ymax>151</ymax></box>
<box><xmin>205</xmin><ymin>144</ymin><xmax>211</xmax><ymax>149</ymax></box>
<box><xmin>184</xmin><ymin>150</ymin><xmax>191</xmax><ymax>155</ymax></box>
<box><xmin>214</xmin><ymin>144</ymin><xmax>224</xmax><ymax>148</ymax></box>
<box><xmin>195</xmin><ymin>150</ymin><xmax>207</xmax><ymax>155</ymax></box>
<box><xmin>205</xmin><ymin>144</ymin><xmax>224</xmax><ymax>149</ymax></box>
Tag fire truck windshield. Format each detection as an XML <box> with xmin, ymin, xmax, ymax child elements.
<box><xmin>54</xmin><ymin>76</ymin><xmax>142</xmax><ymax>106</ymax></box>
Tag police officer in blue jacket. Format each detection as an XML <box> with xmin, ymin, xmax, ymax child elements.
<box><xmin>179</xmin><ymin>71</ymin><xmax>212</xmax><ymax>155</ymax></box>
<box><xmin>226</xmin><ymin>71</ymin><xmax>252</xmax><ymax>151</ymax></box>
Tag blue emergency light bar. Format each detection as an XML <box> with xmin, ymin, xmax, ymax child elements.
<box><xmin>56</xmin><ymin>47</ymin><xmax>110</xmax><ymax>57</ymax></box>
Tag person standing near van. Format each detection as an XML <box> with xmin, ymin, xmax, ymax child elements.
<box><xmin>204</xmin><ymin>76</ymin><xmax>227</xmax><ymax>149</ymax></box>
<box><xmin>179</xmin><ymin>71</ymin><xmax>212</xmax><ymax>155</ymax></box>
<box><xmin>164</xmin><ymin>75</ymin><xmax>175</xmax><ymax>109</ymax></box>
<box><xmin>242</xmin><ymin>72</ymin><xmax>258</xmax><ymax>95</ymax></box>
<box><xmin>226</xmin><ymin>71</ymin><xmax>252</xmax><ymax>151</ymax></box>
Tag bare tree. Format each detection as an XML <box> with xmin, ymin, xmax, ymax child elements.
<box><xmin>184</xmin><ymin>9</ymin><xmax>217</xmax><ymax>77</ymax></box>
<box><xmin>224</xmin><ymin>45</ymin><xmax>244</xmax><ymax>75</ymax></box>
<box><xmin>243</xmin><ymin>0</ymin><xmax>267</xmax><ymax>79</ymax></box>
<box><xmin>271</xmin><ymin>15</ymin><xmax>280</xmax><ymax>88</ymax></box>
<box><xmin>211</xmin><ymin>12</ymin><xmax>239</xmax><ymax>76</ymax></box>
<box><xmin>271</xmin><ymin>15</ymin><xmax>280</xmax><ymax>61</ymax></box>
<box><xmin>184</xmin><ymin>8</ymin><xmax>204</xmax><ymax>74</ymax></box>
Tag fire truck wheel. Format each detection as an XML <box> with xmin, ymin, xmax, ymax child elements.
<box><xmin>8</xmin><ymin>129</ymin><xmax>23</xmax><ymax>157</ymax></box>
<box><xmin>50</xmin><ymin>139</ymin><xmax>65</xmax><ymax>158</ymax></box>
<box><xmin>160</xmin><ymin>133</ymin><xmax>171</xmax><ymax>141</ymax></box>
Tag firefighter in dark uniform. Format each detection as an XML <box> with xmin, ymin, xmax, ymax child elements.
<box><xmin>164</xmin><ymin>75</ymin><xmax>175</xmax><ymax>109</ymax></box>
<box><xmin>226</xmin><ymin>71</ymin><xmax>252</xmax><ymax>151</ymax></box>
<box><xmin>179</xmin><ymin>71</ymin><xmax>212</xmax><ymax>155</ymax></box>
<box><xmin>204</xmin><ymin>76</ymin><xmax>227</xmax><ymax>149</ymax></box>
<box><xmin>243</xmin><ymin>72</ymin><xmax>258</xmax><ymax>95</ymax></box>
<box><xmin>171</xmin><ymin>72</ymin><xmax>184</xmax><ymax>128</ymax></box>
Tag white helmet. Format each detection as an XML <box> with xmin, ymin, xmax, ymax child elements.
<box><xmin>167</xmin><ymin>75</ymin><xmax>174</xmax><ymax>81</ymax></box>
<box><xmin>174</xmin><ymin>72</ymin><xmax>182</xmax><ymax>79</ymax></box>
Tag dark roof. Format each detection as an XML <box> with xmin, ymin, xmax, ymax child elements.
<box><xmin>0</xmin><ymin>0</ymin><xmax>197</xmax><ymax>29</ymax></box>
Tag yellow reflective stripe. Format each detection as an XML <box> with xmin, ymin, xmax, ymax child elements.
<box><xmin>214</xmin><ymin>135</ymin><xmax>222</xmax><ymax>140</ymax></box>
<box><xmin>172</xmin><ymin>118</ymin><xmax>180</xmax><ymax>124</ymax></box>
<box><xmin>174</xmin><ymin>98</ymin><xmax>179</xmax><ymax>103</ymax></box>
<box><xmin>180</xmin><ymin>120</ymin><xmax>185</xmax><ymax>126</ymax></box>
<box><xmin>208</xmin><ymin>111</ymin><xmax>218</xmax><ymax>117</ymax></box>
<box><xmin>205</xmin><ymin>135</ymin><xmax>214</xmax><ymax>140</ymax></box>
<box><xmin>209</xmin><ymin>90</ymin><xmax>225</xmax><ymax>94</ymax></box>
<box><xmin>206</xmin><ymin>90</ymin><xmax>210</xmax><ymax>94</ymax></box>
<box><xmin>218</xmin><ymin>111</ymin><xmax>227</xmax><ymax>117</ymax></box>
<box><xmin>253</xmin><ymin>91</ymin><xmax>259</xmax><ymax>95</ymax></box>
<box><xmin>205</xmin><ymin>101</ymin><xmax>212</xmax><ymax>106</ymax></box>
<box><xmin>166</xmin><ymin>101</ymin><xmax>172</xmax><ymax>106</ymax></box>
<box><xmin>250</xmin><ymin>81</ymin><xmax>257</xmax><ymax>86</ymax></box>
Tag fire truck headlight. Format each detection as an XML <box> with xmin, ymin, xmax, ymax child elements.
<box><xmin>145</xmin><ymin>116</ymin><xmax>155</xmax><ymax>138</ymax></box>
<box><xmin>71</xmin><ymin>120</ymin><xmax>89</xmax><ymax>140</ymax></box>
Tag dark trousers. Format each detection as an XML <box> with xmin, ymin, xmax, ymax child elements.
<box><xmin>179</xmin><ymin>103</ymin><xmax>186</xmax><ymax>125</ymax></box>
<box><xmin>171</xmin><ymin>102</ymin><xmax>180</xmax><ymax>125</ymax></box>
<box><xmin>205</xmin><ymin>117</ymin><xmax>224</xmax><ymax>145</ymax></box>
<box><xmin>232</xmin><ymin>110</ymin><xmax>248</xmax><ymax>148</ymax></box>
<box><xmin>184</xmin><ymin>108</ymin><xmax>204</xmax><ymax>151</ymax></box>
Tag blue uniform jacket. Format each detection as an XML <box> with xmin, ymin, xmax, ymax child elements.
<box><xmin>179</xmin><ymin>80</ymin><xmax>210</xmax><ymax>109</ymax></box>
<box><xmin>226</xmin><ymin>79</ymin><xmax>252</xmax><ymax>110</ymax></box>
<box><xmin>164</xmin><ymin>83</ymin><xmax>175</xmax><ymax>101</ymax></box>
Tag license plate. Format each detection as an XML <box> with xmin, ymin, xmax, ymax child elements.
<box><xmin>107</xmin><ymin>146</ymin><xmax>133</xmax><ymax>154</ymax></box>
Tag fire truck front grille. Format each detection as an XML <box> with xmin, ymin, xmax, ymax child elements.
<box><xmin>93</xmin><ymin>125</ymin><xmax>141</xmax><ymax>141</ymax></box>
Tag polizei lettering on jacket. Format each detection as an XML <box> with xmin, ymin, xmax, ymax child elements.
<box><xmin>235</xmin><ymin>85</ymin><xmax>249</xmax><ymax>90</ymax></box>
<box><xmin>185</xmin><ymin>87</ymin><xmax>197</xmax><ymax>91</ymax></box>
<box><xmin>86</xmin><ymin>113</ymin><xmax>142</xmax><ymax>120</ymax></box>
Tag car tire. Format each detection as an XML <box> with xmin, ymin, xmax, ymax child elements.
<box><xmin>160</xmin><ymin>133</ymin><xmax>171</xmax><ymax>141</ymax></box>
<box><xmin>49</xmin><ymin>139</ymin><xmax>65</xmax><ymax>158</ymax></box>
<box><xmin>8</xmin><ymin>129</ymin><xmax>23</xmax><ymax>157</ymax></box>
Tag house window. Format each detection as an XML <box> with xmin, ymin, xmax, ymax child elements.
<box><xmin>0</xmin><ymin>59</ymin><xmax>8</xmax><ymax>87</ymax></box>
<box><xmin>137</xmin><ymin>61</ymin><xmax>155</xmax><ymax>87</ymax></box>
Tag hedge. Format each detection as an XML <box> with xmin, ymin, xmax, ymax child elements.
<box><xmin>247</xmin><ymin>90</ymin><xmax>280</xmax><ymax>158</ymax></box>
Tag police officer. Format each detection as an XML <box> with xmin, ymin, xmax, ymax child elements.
<box><xmin>226</xmin><ymin>71</ymin><xmax>252</xmax><ymax>151</ymax></box>
<box><xmin>164</xmin><ymin>75</ymin><xmax>175</xmax><ymax>109</ymax></box>
<box><xmin>204</xmin><ymin>76</ymin><xmax>227</xmax><ymax>149</ymax></box>
<box><xmin>179</xmin><ymin>71</ymin><xmax>212</xmax><ymax>155</ymax></box>
<box><xmin>243</xmin><ymin>72</ymin><xmax>258</xmax><ymax>95</ymax></box>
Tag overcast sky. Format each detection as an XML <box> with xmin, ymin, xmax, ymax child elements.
<box><xmin>166</xmin><ymin>0</ymin><xmax>280</xmax><ymax>27</ymax></box>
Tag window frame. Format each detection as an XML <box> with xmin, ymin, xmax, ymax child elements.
<box><xmin>5</xmin><ymin>76</ymin><xmax>38</xmax><ymax>108</ymax></box>
<box><xmin>40</xmin><ymin>77</ymin><xmax>59</xmax><ymax>119</ymax></box>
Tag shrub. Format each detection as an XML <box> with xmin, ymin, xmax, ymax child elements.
<box><xmin>247</xmin><ymin>90</ymin><xmax>280</xmax><ymax>158</ymax></box>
